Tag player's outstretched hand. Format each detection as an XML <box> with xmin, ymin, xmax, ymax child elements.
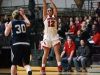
<box><xmin>20</xmin><ymin>8</ymin><xmax>25</xmax><ymax>16</ymax></box>
<box><xmin>5</xmin><ymin>22</ymin><xmax>9</xmax><ymax>28</ymax></box>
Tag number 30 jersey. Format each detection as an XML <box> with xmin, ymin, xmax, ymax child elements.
<box><xmin>44</xmin><ymin>15</ymin><xmax>57</xmax><ymax>35</ymax></box>
<box><xmin>12</xmin><ymin>20</ymin><xmax>28</xmax><ymax>44</ymax></box>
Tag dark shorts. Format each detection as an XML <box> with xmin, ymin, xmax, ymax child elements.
<box><xmin>11</xmin><ymin>44</ymin><xmax>31</xmax><ymax>66</ymax></box>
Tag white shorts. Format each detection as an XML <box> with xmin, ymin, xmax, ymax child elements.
<box><xmin>41</xmin><ymin>34</ymin><xmax>61</xmax><ymax>48</ymax></box>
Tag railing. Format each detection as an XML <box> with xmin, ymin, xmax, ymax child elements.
<box><xmin>0</xmin><ymin>5</ymin><xmax>67</xmax><ymax>17</ymax></box>
<box><xmin>83</xmin><ymin>0</ymin><xmax>99</xmax><ymax>16</ymax></box>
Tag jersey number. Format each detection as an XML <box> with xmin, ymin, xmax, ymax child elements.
<box><xmin>15</xmin><ymin>24</ymin><xmax>26</xmax><ymax>34</ymax></box>
<box><xmin>48</xmin><ymin>20</ymin><xmax>55</xmax><ymax>27</ymax></box>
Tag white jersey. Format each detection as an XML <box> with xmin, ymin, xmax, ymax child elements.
<box><xmin>44</xmin><ymin>15</ymin><xmax>57</xmax><ymax>35</ymax></box>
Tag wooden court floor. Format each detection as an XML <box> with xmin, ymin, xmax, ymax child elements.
<box><xmin>0</xmin><ymin>68</ymin><xmax>100</xmax><ymax>75</ymax></box>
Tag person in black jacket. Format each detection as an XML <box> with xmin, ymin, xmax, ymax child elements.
<box><xmin>73</xmin><ymin>39</ymin><xmax>90</xmax><ymax>73</ymax></box>
<box><xmin>57</xmin><ymin>18</ymin><xmax>66</xmax><ymax>39</ymax></box>
<box><xmin>95</xmin><ymin>2</ymin><xmax>100</xmax><ymax>17</ymax></box>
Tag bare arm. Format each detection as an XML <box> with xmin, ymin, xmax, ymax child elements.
<box><xmin>49</xmin><ymin>0</ymin><xmax>57</xmax><ymax>17</ymax></box>
<box><xmin>42</xmin><ymin>0</ymin><xmax>47</xmax><ymax>21</ymax></box>
<box><xmin>69</xmin><ymin>51</ymin><xmax>74</xmax><ymax>58</ymax></box>
<box><xmin>5</xmin><ymin>22</ymin><xmax>12</xmax><ymax>36</ymax></box>
<box><xmin>60</xmin><ymin>47</ymin><xmax>66</xmax><ymax>58</ymax></box>
<box><xmin>20</xmin><ymin>8</ymin><xmax>30</xmax><ymax>27</ymax></box>
<box><xmin>68</xmin><ymin>32</ymin><xmax>74</xmax><ymax>34</ymax></box>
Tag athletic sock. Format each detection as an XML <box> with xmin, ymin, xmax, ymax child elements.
<box><xmin>26</xmin><ymin>68</ymin><xmax>31</xmax><ymax>73</ymax></box>
<box><xmin>57</xmin><ymin>62</ymin><xmax>61</xmax><ymax>66</ymax></box>
<box><xmin>42</xmin><ymin>64</ymin><xmax>45</xmax><ymax>67</ymax></box>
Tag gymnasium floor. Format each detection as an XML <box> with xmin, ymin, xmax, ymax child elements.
<box><xmin>0</xmin><ymin>68</ymin><xmax>100</xmax><ymax>75</ymax></box>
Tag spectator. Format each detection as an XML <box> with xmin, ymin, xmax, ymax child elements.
<box><xmin>95</xmin><ymin>2</ymin><xmax>100</xmax><ymax>17</ymax></box>
<box><xmin>35</xmin><ymin>6</ymin><xmax>43</xmax><ymax>20</ymax></box>
<box><xmin>98</xmin><ymin>17</ymin><xmax>100</xmax><ymax>25</ymax></box>
<box><xmin>2</xmin><ymin>15</ymin><xmax>10</xmax><ymax>23</ymax></box>
<box><xmin>77</xmin><ymin>16</ymin><xmax>83</xmax><ymax>30</ymax></box>
<box><xmin>95</xmin><ymin>13</ymin><xmax>99</xmax><ymax>21</ymax></box>
<box><xmin>27</xmin><ymin>10</ymin><xmax>34</xmax><ymax>20</ymax></box>
<box><xmin>88</xmin><ymin>24</ymin><xmax>97</xmax><ymax>41</ymax></box>
<box><xmin>61</xmin><ymin>36</ymin><xmax>76</xmax><ymax>72</ymax></box>
<box><xmin>84</xmin><ymin>16</ymin><xmax>89</xmax><ymax>25</ymax></box>
<box><xmin>87</xmin><ymin>16</ymin><xmax>93</xmax><ymax>33</ymax></box>
<box><xmin>28</xmin><ymin>0</ymin><xmax>35</xmax><ymax>17</ymax></box>
<box><xmin>73</xmin><ymin>39</ymin><xmax>90</xmax><ymax>73</ymax></box>
<box><xmin>57</xmin><ymin>18</ymin><xmax>66</xmax><ymax>39</ymax></box>
<box><xmin>75</xmin><ymin>30</ymin><xmax>82</xmax><ymax>49</ymax></box>
<box><xmin>93</xmin><ymin>20</ymin><xmax>99</xmax><ymax>25</ymax></box>
<box><xmin>65</xmin><ymin>17</ymin><xmax>74</xmax><ymax>28</ymax></box>
<box><xmin>89</xmin><ymin>28</ymin><xmax>100</xmax><ymax>46</ymax></box>
<box><xmin>1</xmin><ymin>15</ymin><xmax>10</xmax><ymax>36</ymax></box>
<box><xmin>81</xmin><ymin>21</ymin><xmax>88</xmax><ymax>32</ymax></box>
<box><xmin>69</xmin><ymin>17</ymin><xmax>74</xmax><ymax>22</ymax></box>
<box><xmin>64</xmin><ymin>17</ymin><xmax>70</xmax><ymax>32</ymax></box>
<box><xmin>75</xmin><ymin>16</ymin><xmax>79</xmax><ymax>26</ymax></box>
<box><xmin>65</xmin><ymin>21</ymin><xmax>77</xmax><ymax>40</ymax></box>
<box><xmin>35</xmin><ymin>6</ymin><xmax>43</xmax><ymax>28</ymax></box>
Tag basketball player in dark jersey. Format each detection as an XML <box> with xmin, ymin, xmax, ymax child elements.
<box><xmin>4</xmin><ymin>8</ymin><xmax>32</xmax><ymax>75</ymax></box>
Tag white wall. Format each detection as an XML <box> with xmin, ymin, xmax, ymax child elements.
<box><xmin>1</xmin><ymin>0</ymin><xmax>75</xmax><ymax>8</ymax></box>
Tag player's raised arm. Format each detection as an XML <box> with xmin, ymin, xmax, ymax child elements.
<box><xmin>20</xmin><ymin>8</ymin><xmax>30</xmax><ymax>27</ymax></box>
<box><xmin>49</xmin><ymin>0</ymin><xmax>57</xmax><ymax>17</ymax></box>
<box><xmin>42</xmin><ymin>0</ymin><xmax>47</xmax><ymax>21</ymax></box>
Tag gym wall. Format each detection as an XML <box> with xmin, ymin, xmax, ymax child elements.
<box><xmin>1</xmin><ymin>0</ymin><xmax>75</xmax><ymax>8</ymax></box>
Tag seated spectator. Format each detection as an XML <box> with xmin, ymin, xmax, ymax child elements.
<box><xmin>81</xmin><ymin>21</ymin><xmax>87</xmax><ymax>32</ymax></box>
<box><xmin>57</xmin><ymin>18</ymin><xmax>66</xmax><ymax>39</ymax></box>
<box><xmin>79</xmin><ymin>21</ymin><xmax>90</xmax><ymax>42</ymax></box>
<box><xmin>89</xmin><ymin>29</ymin><xmax>100</xmax><ymax>46</ymax></box>
<box><xmin>65</xmin><ymin>21</ymin><xmax>77</xmax><ymax>40</ymax></box>
<box><xmin>61</xmin><ymin>36</ymin><xmax>76</xmax><ymax>72</ymax></box>
<box><xmin>93</xmin><ymin>20</ymin><xmax>99</xmax><ymax>26</ymax></box>
<box><xmin>64</xmin><ymin>17</ymin><xmax>70</xmax><ymax>34</ymax></box>
<box><xmin>87</xmin><ymin>16</ymin><xmax>93</xmax><ymax>33</ymax></box>
<box><xmin>95</xmin><ymin>13</ymin><xmax>99</xmax><ymax>21</ymax></box>
<box><xmin>98</xmin><ymin>17</ymin><xmax>100</xmax><ymax>25</ymax></box>
<box><xmin>75</xmin><ymin>30</ymin><xmax>82</xmax><ymax>49</ymax></box>
<box><xmin>75</xmin><ymin>16</ymin><xmax>79</xmax><ymax>26</ymax></box>
<box><xmin>73</xmin><ymin>39</ymin><xmax>90</xmax><ymax>73</ymax></box>
<box><xmin>84</xmin><ymin>16</ymin><xmax>89</xmax><ymax>25</ymax></box>
<box><xmin>88</xmin><ymin>24</ymin><xmax>97</xmax><ymax>41</ymax></box>
<box><xmin>77</xmin><ymin>16</ymin><xmax>83</xmax><ymax>30</ymax></box>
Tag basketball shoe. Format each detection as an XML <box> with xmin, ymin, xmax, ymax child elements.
<box><xmin>28</xmin><ymin>71</ymin><xmax>32</xmax><ymax>75</ymax></box>
<box><xmin>40</xmin><ymin>67</ymin><xmax>46</xmax><ymax>75</ymax></box>
<box><xmin>58</xmin><ymin>65</ymin><xmax>62</xmax><ymax>72</ymax></box>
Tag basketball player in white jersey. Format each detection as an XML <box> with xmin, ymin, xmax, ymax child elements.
<box><xmin>40</xmin><ymin>0</ymin><xmax>62</xmax><ymax>74</ymax></box>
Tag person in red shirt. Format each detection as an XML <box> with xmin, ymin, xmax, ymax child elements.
<box><xmin>92</xmin><ymin>32</ymin><xmax>100</xmax><ymax>46</ymax></box>
<box><xmin>88</xmin><ymin>28</ymin><xmax>100</xmax><ymax>46</ymax></box>
<box><xmin>65</xmin><ymin>21</ymin><xmax>77</xmax><ymax>40</ymax></box>
<box><xmin>61</xmin><ymin>36</ymin><xmax>76</xmax><ymax>72</ymax></box>
<box><xmin>77</xmin><ymin>16</ymin><xmax>83</xmax><ymax>30</ymax></box>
